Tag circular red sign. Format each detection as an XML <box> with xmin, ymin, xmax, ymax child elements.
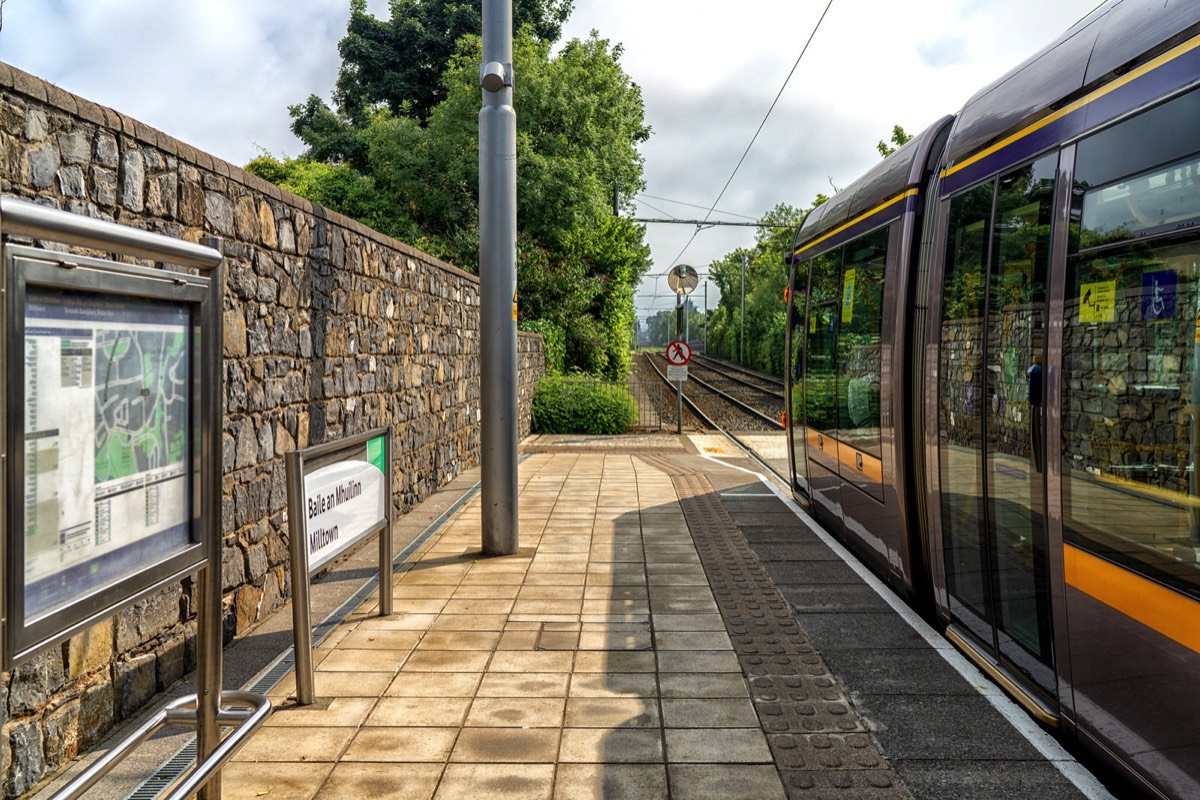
<box><xmin>665</xmin><ymin>340</ymin><xmax>692</xmax><ymax>366</ymax></box>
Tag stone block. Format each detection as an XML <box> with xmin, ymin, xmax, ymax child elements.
<box><xmin>246</xmin><ymin>543</ymin><xmax>269</xmax><ymax>582</ymax></box>
<box><xmin>115</xmin><ymin>653</ymin><xmax>156</xmax><ymax>720</ymax></box>
<box><xmin>234</xmin><ymin>416</ymin><xmax>257</xmax><ymax>469</ymax></box>
<box><xmin>77</xmin><ymin>680</ymin><xmax>113</xmax><ymax>752</ymax></box>
<box><xmin>56</xmin><ymin>164</ymin><xmax>86</xmax><ymax>197</ymax></box>
<box><xmin>235</xmin><ymin>583</ymin><xmax>262</xmax><ymax>634</ymax></box>
<box><xmin>6</xmin><ymin>719</ymin><xmax>45</xmax><ymax>796</ymax></box>
<box><xmin>91</xmin><ymin>165</ymin><xmax>117</xmax><ymax>206</ymax></box>
<box><xmin>155</xmin><ymin>633</ymin><xmax>188</xmax><ymax>692</ymax></box>
<box><xmin>59</xmin><ymin>130</ymin><xmax>90</xmax><ymax>164</ymax></box>
<box><xmin>65</xmin><ymin>619</ymin><xmax>113</xmax><ymax>679</ymax></box>
<box><xmin>115</xmin><ymin>584</ymin><xmax>183</xmax><ymax>653</ymax></box>
<box><xmin>43</xmin><ymin>699</ymin><xmax>81</xmax><ymax>770</ymax></box>
<box><xmin>224</xmin><ymin>309</ymin><xmax>248</xmax><ymax>357</ymax></box>
<box><xmin>93</xmin><ymin>130</ymin><xmax>118</xmax><ymax>168</ymax></box>
<box><xmin>222</xmin><ymin>545</ymin><xmax>246</xmax><ymax>591</ymax></box>
<box><xmin>204</xmin><ymin>191</ymin><xmax>234</xmax><ymax>236</ymax></box>
<box><xmin>27</xmin><ymin>141</ymin><xmax>59</xmax><ymax>189</ymax></box>
<box><xmin>120</xmin><ymin>149</ymin><xmax>144</xmax><ymax>211</ymax></box>
<box><xmin>24</xmin><ymin>107</ymin><xmax>47</xmax><ymax>141</ymax></box>
<box><xmin>8</xmin><ymin>648</ymin><xmax>65</xmax><ymax>716</ymax></box>
<box><xmin>257</xmin><ymin>421</ymin><xmax>275</xmax><ymax>461</ymax></box>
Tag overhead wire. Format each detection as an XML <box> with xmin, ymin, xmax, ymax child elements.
<box><xmin>663</xmin><ymin>0</ymin><xmax>835</xmax><ymax>273</ymax></box>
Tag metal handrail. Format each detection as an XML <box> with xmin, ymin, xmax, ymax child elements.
<box><xmin>0</xmin><ymin>196</ymin><xmax>223</xmax><ymax>271</ymax></box>
<box><xmin>50</xmin><ymin>691</ymin><xmax>271</xmax><ymax>800</ymax></box>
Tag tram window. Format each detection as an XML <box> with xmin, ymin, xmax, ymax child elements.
<box><xmin>1080</xmin><ymin>154</ymin><xmax>1200</xmax><ymax>248</ymax></box>
<box><xmin>1062</xmin><ymin>237</ymin><xmax>1200</xmax><ymax>597</ymax></box>
<box><xmin>1074</xmin><ymin>86</ymin><xmax>1200</xmax><ymax>193</ymax></box>
<box><xmin>837</xmin><ymin>228</ymin><xmax>887</xmax><ymax>459</ymax></box>
<box><xmin>805</xmin><ymin>249</ymin><xmax>842</xmax><ymax>433</ymax></box>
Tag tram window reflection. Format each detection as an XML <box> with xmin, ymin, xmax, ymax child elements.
<box><xmin>1062</xmin><ymin>239</ymin><xmax>1200</xmax><ymax>596</ymax></box>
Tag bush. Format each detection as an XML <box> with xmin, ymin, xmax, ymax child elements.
<box><xmin>519</xmin><ymin>318</ymin><xmax>567</xmax><ymax>374</ymax></box>
<box><xmin>531</xmin><ymin>374</ymin><xmax>638</xmax><ymax>434</ymax></box>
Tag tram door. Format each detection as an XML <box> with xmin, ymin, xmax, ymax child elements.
<box><xmin>786</xmin><ymin>261</ymin><xmax>808</xmax><ymax>496</ymax></box>
<box><xmin>935</xmin><ymin>155</ymin><xmax>1058</xmax><ymax>698</ymax></box>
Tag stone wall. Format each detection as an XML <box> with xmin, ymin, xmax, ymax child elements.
<box><xmin>0</xmin><ymin>63</ymin><xmax>544</xmax><ymax>796</ymax></box>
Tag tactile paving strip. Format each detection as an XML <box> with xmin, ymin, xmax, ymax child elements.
<box><xmin>645</xmin><ymin>457</ymin><xmax>913</xmax><ymax>799</ymax></box>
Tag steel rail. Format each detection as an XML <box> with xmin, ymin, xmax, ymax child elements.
<box><xmin>691</xmin><ymin>353</ymin><xmax>785</xmax><ymax>391</ymax></box>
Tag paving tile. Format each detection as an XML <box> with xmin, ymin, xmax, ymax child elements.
<box><xmin>220</xmin><ymin>760</ymin><xmax>332</xmax><ymax>799</ymax></box>
<box><xmin>577</xmin><ymin>630</ymin><xmax>652</xmax><ymax>651</ymax></box>
<box><xmin>342</xmin><ymin>726</ymin><xmax>459</xmax><ymax>762</ymax></box>
<box><xmin>465</xmin><ymin>697</ymin><xmax>566</xmax><ymax>727</ymax></box>
<box><xmin>416</xmin><ymin>630</ymin><xmax>502</xmax><ymax>651</ymax></box>
<box><xmin>231</xmin><ymin>725</ymin><xmax>355</xmax><ymax>763</ymax></box>
<box><xmin>654</xmin><ymin>631</ymin><xmax>733</xmax><ymax>651</ymax></box>
<box><xmin>656</xmin><ymin>650</ymin><xmax>742</xmax><ymax>673</ymax></box>
<box><xmin>441</xmin><ymin>597</ymin><xmax>514</xmax><ymax>615</ymax></box>
<box><xmin>314</xmin><ymin>763</ymin><xmax>442</xmax><ymax>800</ymax></box>
<box><xmin>558</xmin><ymin>728</ymin><xmax>665</xmax><ymax>763</ymax></box>
<box><xmin>489</xmin><ymin>650</ymin><xmax>574</xmax><ymax>672</ymax></box>
<box><xmin>651</xmin><ymin>613</ymin><xmax>726</xmax><ymax>631</ymax></box>
<box><xmin>451</xmin><ymin>584</ymin><xmax>521</xmax><ymax>599</ymax></box>
<box><xmin>316</xmin><ymin>648</ymin><xmax>411</xmax><ymax>673</ymax></box>
<box><xmin>661</xmin><ymin>698</ymin><xmax>761</xmax><ymax>728</ymax></box>
<box><xmin>339</xmin><ymin>629</ymin><xmax>423</xmax><ymax>649</ymax></box>
<box><xmin>393</xmin><ymin>584</ymin><xmax>456</xmax><ymax>599</ymax></box>
<box><xmin>355</xmin><ymin>613</ymin><xmax>439</xmax><ymax>631</ymax></box>
<box><xmin>270</xmin><ymin>671</ymin><xmax>395</xmax><ymax>699</ymax></box>
<box><xmin>264</xmin><ymin>697</ymin><xmax>376</xmax><ymax>727</ymax></box>
<box><xmin>476</xmin><ymin>672</ymin><xmax>570</xmax><ymax>697</ymax></box>
<box><xmin>659</xmin><ymin>672</ymin><xmax>751</xmax><ymax>699</ymax></box>
<box><xmin>568</xmin><ymin>673</ymin><xmax>658</xmax><ymax>698</ymax></box>
<box><xmin>563</xmin><ymin>697</ymin><xmax>660</xmax><ymax>728</ymax></box>
<box><xmin>434</xmin><ymin>763</ymin><xmax>555</xmax><ymax>800</ymax></box>
<box><xmin>428</xmin><ymin>613</ymin><xmax>510</xmax><ymax>632</ymax></box>
<box><xmin>497</xmin><ymin>630</ymin><xmax>541</xmax><ymax>649</ymax></box>
<box><xmin>667</xmin><ymin>764</ymin><xmax>787</xmax><ymax>800</ymax></box>
<box><xmin>401</xmin><ymin>649</ymin><xmax>492</xmax><ymax>672</ymax></box>
<box><xmin>449</xmin><ymin>727</ymin><xmax>561</xmax><ymax>762</ymax></box>
<box><xmin>385</xmin><ymin>671</ymin><xmax>483</xmax><ymax>698</ymax></box>
<box><xmin>572</xmin><ymin>651</ymin><xmax>656</xmax><ymax>673</ymax></box>
<box><xmin>366</xmin><ymin>696</ymin><xmax>472</xmax><ymax>727</ymax></box>
<box><xmin>664</xmin><ymin>728</ymin><xmax>773</xmax><ymax>763</ymax></box>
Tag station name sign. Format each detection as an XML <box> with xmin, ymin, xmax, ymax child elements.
<box><xmin>301</xmin><ymin>436</ymin><xmax>388</xmax><ymax>573</ymax></box>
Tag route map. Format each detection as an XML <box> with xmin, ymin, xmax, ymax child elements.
<box><xmin>22</xmin><ymin>289</ymin><xmax>193</xmax><ymax>618</ymax></box>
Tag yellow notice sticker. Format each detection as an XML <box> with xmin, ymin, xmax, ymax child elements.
<box><xmin>1079</xmin><ymin>280</ymin><xmax>1116</xmax><ymax>323</ymax></box>
<box><xmin>512</xmin><ymin>289</ymin><xmax>518</xmax><ymax>321</ymax></box>
<box><xmin>842</xmin><ymin>269</ymin><xmax>856</xmax><ymax>323</ymax></box>
<box><xmin>1194</xmin><ymin>308</ymin><xmax>1200</xmax><ymax>343</ymax></box>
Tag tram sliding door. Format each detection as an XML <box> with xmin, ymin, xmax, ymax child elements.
<box><xmin>935</xmin><ymin>155</ymin><xmax>1058</xmax><ymax>704</ymax></box>
<box><xmin>787</xmin><ymin>261</ymin><xmax>808</xmax><ymax>497</ymax></box>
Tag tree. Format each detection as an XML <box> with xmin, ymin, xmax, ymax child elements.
<box><xmin>335</xmin><ymin>0</ymin><xmax>573</xmax><ymax>126</ymax></box>
<box><xmin>876</xmin><ymin>124</ymin><xmax>913</xmax><ymax>158</ymax></box>
<box><xmin>252</xmin><ymin>14</ymin><xmax>651</xmax><ymax>379</ymax></box>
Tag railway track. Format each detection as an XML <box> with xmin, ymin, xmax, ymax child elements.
<box><xmin>640</xmin><ymin>352</ymin><xmax>784</xmax><ymax>432</ymax></box>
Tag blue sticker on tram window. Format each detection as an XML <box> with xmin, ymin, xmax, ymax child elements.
<box><xmin>1142</xmin><ymin>269</ymin><xmax>1176</xmax><ymax>321</ymax></box>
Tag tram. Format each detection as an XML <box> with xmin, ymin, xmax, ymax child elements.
<box><xmin>783</xmin><ymin>2</ymin><xmax>1200</xmax><ymax>796</ymax></box>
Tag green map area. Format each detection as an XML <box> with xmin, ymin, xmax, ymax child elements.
<box><xmin>94</xmin><ymin>330</ymin><xmax>189</xmax><ymax>482</ymax></box>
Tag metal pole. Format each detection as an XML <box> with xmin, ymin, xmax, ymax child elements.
<box><xmin>703</xmin><ymin>280</ymin><xmax>708</xmax><ymax>355</ymax></box>
<box><xmin>285</xmin><ymin>451</ymin><xmax>315</xmax><ymax>706</ymax></box>
<box><xmin>740</xmin><ymin>253</ymin><xmax>747</xmax><ymax>364</ymax></box>
<box><xmin>675</xmin><ymin>292</ymin><xmax>683</xmax><ymax>435</ymax></box>
<box><xmin>479</xmin><ymin>0</ymin><xmax>518</xmax><ymax>554</ymax></box>
<box><xmin>196</xmin><ymin>239</ymin><xmax>225</xmax><ymax>800</ymax></box>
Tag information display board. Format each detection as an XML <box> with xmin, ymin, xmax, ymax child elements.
<box><xmin>301</xmin><ymin>433</ymin><xmax>389</xmax><ymax>573</ymax></box>
<box><xmin>5</xmin><ymin>247</ymin><xmax>213</xmax><ymax>667</ymax></box>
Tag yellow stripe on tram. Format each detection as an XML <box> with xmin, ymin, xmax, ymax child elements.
<box><xmin>942</xmin><ymin>32</ymin><xmax>1200</xmax><ymax>180</ymax></box>
<box><xmin>793</xmin><ymin>189</ymin><xmax>919</xmax><ymax>258</ymax></box>
<box><xmin>1064</xmin><ymin>543</ymin><xmax>1200</xmax><ymax>655</ymax></box>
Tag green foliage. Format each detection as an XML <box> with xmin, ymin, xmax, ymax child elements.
<box><xmin>531</xmin><ymin>374</ymin><xmax>638</xmax><ymax>434</ymax></box>
<box><xmin>876</xmin><ymin>124</ymin><xmax>913</xmax><ymax>158</ymax></box>
<box><xmin>333</xmin><ymin>0</ymin><xmax>573</xmax><ymax>126</ymax></box>
<box><xmin>519</xmin><ymin>318</ymin><xmax>566</xmax><ymax>374</ymax></box>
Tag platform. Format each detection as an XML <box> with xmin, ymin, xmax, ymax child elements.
<box><xmin>38</xmin><ymin>433</ymin><xmax>1114</xmax><ymax>800</ymax></box>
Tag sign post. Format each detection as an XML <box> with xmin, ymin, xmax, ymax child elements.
<box><xmin>667</xmin><ymin>265</ymin><xmax>698</xmax><ymax>434</ymax></box>
<box><xmin>285</xmin><ymin>427</ymin><xmax>394</xmax><ymax>705</ymax></box>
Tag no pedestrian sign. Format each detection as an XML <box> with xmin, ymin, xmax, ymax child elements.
<box><xmin>666</xmin><ymin>340</ymin><xmax>692</xmax><ymax>366</ymax></box>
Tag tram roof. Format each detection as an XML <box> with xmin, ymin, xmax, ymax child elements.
<box><xmin>943</xmin><ymin>0</ymin><xmax>1200</xmax><ymax>175</ymax></box>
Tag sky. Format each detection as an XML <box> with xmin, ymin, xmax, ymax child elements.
<box><xmin>0</xmin><ymin>0</ymin><xmax>1104</xmax><ymax>325</ymax></box>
